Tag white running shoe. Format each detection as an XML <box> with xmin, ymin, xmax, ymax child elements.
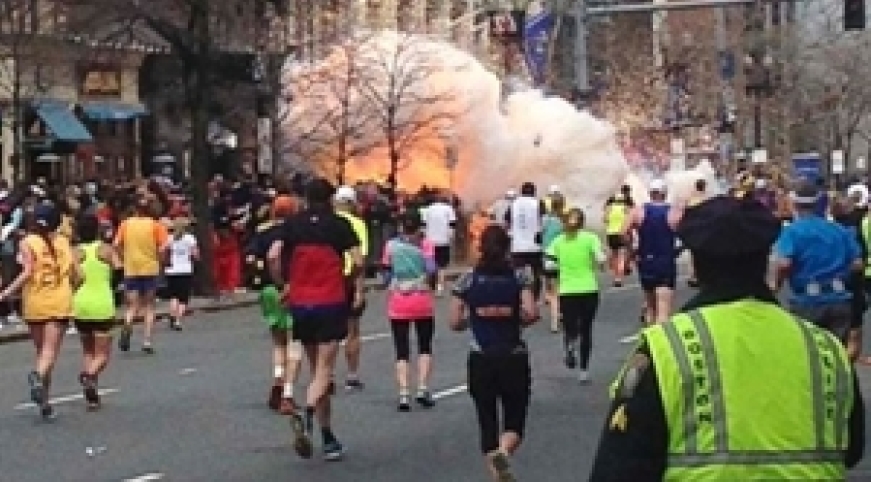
<box><xmin>579</xmin><ymin>370</ymin><xmax>591</xmax><ymax>385</ymax></box>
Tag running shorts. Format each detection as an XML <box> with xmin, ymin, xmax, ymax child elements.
<box><xmin>434</xmin><ymin>245</ymin><xmax>451</xmax><ymax>269</ymax></box>
<box><xmin>606</xmin><ymin>234</ymin><xmax>626</xmax><ymax>250</ymax></box>
<box><xmin>260</xmin><ymin>286</ymin><xmax>292</xmax><ymax>330</ymax></box>
<box><xmin>74</xmin><ymin>320</ymin><xmax>116</xmax><ymax>335</ymax></box>
<box><xmin>289</xmin><ymin>304</ymin><xmax>349</xmax><ymax>344</ymax></box>
<box><xmin>165</xmin><ymin>275</ymin><xmax>193</xmax><ymax>304</ymax></box>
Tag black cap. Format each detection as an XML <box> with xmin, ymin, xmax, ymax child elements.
<box><xmin>792</xmin><ymin>181</ymin><xmax>821</xmax><ymax>206</ymax></box>
<box><xmin>677</xmin><ymin>196</ymin><xmax>781</xmax><ymax>257</ymax></box>
<box><xmin>305</xmin><ymin>177</ymin><xmax>335</xmax><ymax>204</ymax></box>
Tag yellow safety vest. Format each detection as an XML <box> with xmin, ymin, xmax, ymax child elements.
<box><xmin>637</xmin><ymin>300</ymin><xmax>852</xmax><ymax>481</ymax></box>
<box><xmin>862</xmin><ymin>215</ymin><xmax>871</xmax><ymax>278</ymax></box>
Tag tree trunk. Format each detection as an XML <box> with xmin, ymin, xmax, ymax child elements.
<box><xmin>186</xmin><ymin>2</ymin><xmax>216</xmax><ymax>296</ymax></box>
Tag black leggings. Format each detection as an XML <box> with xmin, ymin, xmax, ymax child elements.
<box><xmin>468</xmin><ymin>351</ymin><xmax>531</xmax><ymax>454</ymax></box>
<box><xmin>559</xmin><ymin>292</ymin><xmax>600</xmax><ymax>370</ymax></box>
<box><xmin>512</xmin><ymin>252</ymin><xmax>543</xmax><ymax>300</ymax></box>
<box><xmin>389</xmin><ymin>318</ymin><xmax>435</xmax><ymax>361</ymax></box>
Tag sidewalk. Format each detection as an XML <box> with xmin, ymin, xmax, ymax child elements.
<box><xmin>0</xmin><ymin>267</ymin><xmax>468</xmax><ymax>346</ymax></box>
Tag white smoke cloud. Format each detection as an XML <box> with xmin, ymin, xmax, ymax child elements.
<box><xmin>280</xmin><ymin>31</ymin><xmax>630</xmax><ymax>223</ymax></box>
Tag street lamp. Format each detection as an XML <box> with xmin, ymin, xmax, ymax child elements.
<box><xmin>743</xmin><ymin>50</ymin><xmax>776</xmax><ymax>150</ymax></box>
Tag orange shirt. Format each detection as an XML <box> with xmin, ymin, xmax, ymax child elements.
<box><xmin>114</xmin><ymin>216</ymin><xmax>169</xmax><ymax>277</ymax></box>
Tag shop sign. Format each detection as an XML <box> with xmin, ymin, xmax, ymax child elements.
<box><xmin>80</xmin><ymin>69</ymin><xmax>122</xmax><ymax>96</ymax></box>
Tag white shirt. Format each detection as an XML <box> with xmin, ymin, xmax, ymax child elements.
<box><xmin>421</xmin><ymin>202</ymin><xmax>457</xmax><ymax>246</ymax></box>
<box><xmin>509</xmin><ymin>196</ymin><xmax>542</xmax><ymax>253</ymax></box>
<box><xmin>165</xmin><ymin>233</ymin><xmax>198</xmax><ymax>275</ymax></box>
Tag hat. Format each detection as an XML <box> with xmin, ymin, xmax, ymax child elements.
<box><xmin>334</xmin><ymin>185</ymin><xmax>357</xmax><ymax>203</ymax></box>
<box><xmin>847</xmin><ymin>184</ymin><xmax>869</xmax><ymax>207</ymax></box>
<box><xmin>754</xmin><ymin>178</ymin><xmax>767</xmax><ymax>189</ymax></box>
<box><xmin>649</xmin><ymin>179</ymin><xmax>667</xmax><ymax>192</ymax></box>
<box><xmin>548</xmin><ymin>184</ymin><xmax>561</xmax><ymax>195</ymax></box>
<box><xmin>791</xmin><ymin>182</ymin><xmax>821</xmax><ymax>206</ymax></box>
<box><xmin>677</xmin><ymin>196</ymin><xmax>781</xmax><ymax>257</ymax></box>
<box><xmin>505</xmin><ymin>189</ymin><xmax>517</xmax><ymax>198</ymax></box>
<box><xmin>33</xmin><ymin>203</ymin><xmax>56</xmax><ymax>228</ymax></box>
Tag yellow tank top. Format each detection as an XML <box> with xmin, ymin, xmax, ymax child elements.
<box><xmin>604</xmin><ymin>203</ymin><xmax>627</xmax><ymax>235</ymax></box>
<box><xmin>22</xmin><ymin>233</ymin><xmax>74</xmax><ymax>321</ymax></box>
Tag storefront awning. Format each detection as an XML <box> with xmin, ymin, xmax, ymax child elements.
<box><xmin>81</xmin><ymin>101</ymin><xmax>148</xmax><ymax>121</ymax></box>
<box><xmin>34</xmin><ymin>101</ymin><xmax>93</xmax><ymax>143</ymax></box>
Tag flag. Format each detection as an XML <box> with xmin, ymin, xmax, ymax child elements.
<box><xmin>523</xmin><ymin>10</ymin><xmax>555</xmax><ymax>87</ymax></box>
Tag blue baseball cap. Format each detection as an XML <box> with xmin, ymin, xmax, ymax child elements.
<box><xmin>33</xmin><ymin>203</ymin><xmax>56</xmax><ymax>229</ymax></box>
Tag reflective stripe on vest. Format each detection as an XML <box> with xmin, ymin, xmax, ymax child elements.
<box><xmin>644</xmin><ymin>303</ymin><xmax>852</xmax><ymax>480</ymax></box>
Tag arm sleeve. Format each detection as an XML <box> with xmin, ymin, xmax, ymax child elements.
<box><xmin>773</xmin><ymin>229</ymin><xmax>795</xmax><ymax>260</ymax></box>
<box><xmin>846</xmin><ymin>369</ymin><xmax>865</xmax><ymax>468</ymax></box>
<box><xmin>589</xmin><ymin>352</ymin><xmax>668</xmax><ymax>482</ymax></box>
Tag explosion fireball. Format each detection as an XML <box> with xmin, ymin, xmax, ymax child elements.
<box><xmin>280</xmin><ymin>30</ymin><xmax>632</xmax><ymax>214</ymax></box>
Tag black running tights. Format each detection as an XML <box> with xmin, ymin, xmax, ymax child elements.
<box><xmin>468</xmin><ymin>352</ymin><xmax>531</xmax><ymax>454</ymax></box>
<box><xmin>389</xmin><ymin>318</ymin><xmax>435</xmax><ymax>361</ymax></box>
<box><xmin>559</xmin><ymin>292</ymin><xmax>600</xmax><ymax>370</ymax></box>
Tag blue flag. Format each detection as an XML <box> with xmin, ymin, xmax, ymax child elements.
<box><xmin>523</xmin><ymin>11</ymin><xmax>555</xmax><ymax>87</ymax></box>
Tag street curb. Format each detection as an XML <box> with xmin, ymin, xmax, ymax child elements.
<box><xmin>0</xmin><ymin>298</ymin><xmax>260</xmax><ymax>346</ymax></box>
<box><xmin>0</xmin><ymin>269</ymin><xmax>469</xmax><ymax>346</ymax></box>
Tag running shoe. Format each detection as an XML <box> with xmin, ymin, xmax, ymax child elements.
<box><xmin>397</xmin><ymin>394</ymin><xmax>411</xmax><ymax>412</ymax></box>
<box><xmin>613</xmin><ymin>279</ymin><xmax>623</xmax><ymax>288</ymax></box>
<box><xmin>564</xmin><ymin>344</ymin><xmax>577</xmax><ymax>369</ymax></box>
<box><xmin>289</xmin><ymin>412</ymin><xmax>313</xmax><ymax>459</ymax></box>
<box><xmin>489</xmin><ymin>452</ymin><xmax>516</xmax><ymax>482</ymax></box>
<box><xmin>345</xmin><ymin>379</ymin><xmax>364</xmax><ymax>391</ymax></box>
<box><xmin>79</xmin><ymin>372</ymin><xmax>101</xmax><ymax>411</ymax></box>
<box><xmin>169</xmin><ymin>318</ymin><xmax>183</xmax><ymax>331</ymax></box>
<box><xmin>415</xmin><ymin>390</ymin><xmax>435</xmax><ymax>409</ymax></box>
<box><xmin>39</xmin><ymin>404</ymin><xmax>56</xmax><ymax>421</ymax></box>
<box><xmin>323</xmin><ymin>439</ymin><xmax>345</xmax><ymax>461</ymax></box>
<box><xmin>118</xmin><ymin>325</ymin><xmax>132</xmax><ymax>352</ymax></box>
<box><xmin>268</xmin><ymin>385</ymin><xmax>282</xmax><ymax>411</ymax></box>
<box><xmin>28</xmin><ymin>370</ymin><xmax>45</xmax><ymax>406</ymax></box>
<box><xmin>687</xmin><ymin>278</ymin><xmax>699</xmax><ymax>288</ymax></box>
<box><xmin>579</xmin><ymin>370</ymin><xmax>591</xmax><ymax>385</ymax></box>
<box><xmin>142</xmin><ymin>343</ymin><xmax>155</xmax><ymax>355</ymax></box>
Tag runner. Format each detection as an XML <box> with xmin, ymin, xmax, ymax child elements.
<box><xmin>421</xmin><ymin>191</ymin><xmax>457</xmax><ymax>296</ymax></box>
<box><xmin>248</xmin><ymin>195</ymin><xmax>301</xmax><ymax>414</ymax></box>
<box><xmin>505</xmin><ymin>182</ymin><xmax>546</xmax><ymax>301</ymax></box>
<box><xmin>0</xmin><ymin>204</ymin><xmax>79</xmax><ymax>420</ymax></box>
<box><xmin>624</xmin><ymin>179</ymin><xmax>682</xmax><ymax>330</ymax></box>
<box><xmin>72</xmin><ymin>214</ymin><xmax>118</xmax><ymax>411</ymax></box>
<box><xmin>541</xmin><ymin>193</ymin><xmax>565</xmax><ymax>332</ymax></box>
<box><xmin>450</xmin><ymin>224</ymin><xmax>538</xmax><ymax>482</ymax></box>
<box><xmin>267</xmin><ymin>177</ymin><xmax>363</xmax><ymax>462</ymax></box>
<box><xmin>164</xmin><ymin>218</ymin><xmax>198</xmax><ymax>331</ymax></box>
<box><xmin>334</xmin><ymin>186</ymin><xmax>369</xmax><ymax>391</ymax></box>
<box><xmin>603</xmin><ymin>190</ymin><xmax>631</xmax><ymax>287</ymax></box>
<box><xmin>545</xmin><ymin>208</ymin><xmax>605</xmax><ymax>383</ymax></box>
<box><xmin>115</xmin><ymin>197</ymin><xmax>169</xmax><ymax>354</ymax></box>
<box><xmin>382</xmin><ymin>212</ymin><xmax>437</xmax><ymax>411</ymax></box>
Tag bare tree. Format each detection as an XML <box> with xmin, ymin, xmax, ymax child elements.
<box><xmin>281</xmin><ymin>37</ymin><xmax>381</xmax><ymax>183</ymax></box>
<box><xmin>353</xmin><ymin>31</ymin><xmax>462</xmax><ymax>193</ymax></box>
<box><xmin>65</xmin><ymin>0</ymin><xmax>275</xmax><ymax>293</ymax></box>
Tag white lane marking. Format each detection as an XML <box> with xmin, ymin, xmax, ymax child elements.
<box><xmin>15</xmin><ymin>388</ymin><xmax>119</xmax><ymax>410</ymax></box>
<box><xmin>360</xmin><ymin>332</ymin><xmax>391</xmax><ymax>343</ymax></box>
<box><xmin>179</xmin><ymin>368</ymin><xmax>197</xmax><ymax>375</ymax></box>
<box><xmin>124</xmin><ymin>473</ymin><xmax>165</xmax><ymax>482</ymax></box>
<box><xmin>432</xmin><ymin>384</ymin><xmax>468</xmax><ymax>400</ymax></box>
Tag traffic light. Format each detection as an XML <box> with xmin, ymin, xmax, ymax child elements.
<box><xmin>845</xmin><ymin>0</ymin><xmax>866</xmax><ymax>30</ymax></box>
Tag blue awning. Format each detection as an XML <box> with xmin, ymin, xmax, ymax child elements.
<box><xmin>81</xmin><ymin>101</ymin><xmax>148</xmax><ymax>121</ymax></box>
<box><xmin>34</xmin><ymin>101</ymin><xmax>93</xmax><ymax>143</ymax></box>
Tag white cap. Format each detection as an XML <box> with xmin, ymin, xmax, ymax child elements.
<box><xmin>848</xmin><ymin>184</ymin><xmax>869</xmax><ymax>207</ymax></box>
<box><xmin>548</xmin><ymin>184</ymin><xmax>561</xmax><ymax>194</ymax></box>
<box><xmin>754</xmin><ymin>179</ymin><xmax>767</xmax><ymax>189</ymax></box>
<box><xmin>506</xmin><ymin>189</ymin><xmax>517</xmax><ymax>198</ymax></box>
<box><xmin>334</xmin><ymin>185</ymin><xmax>357</xmax><ymax>203</ymax></box>
<box><xmin>648</xmin><ymin>179</ymin><xmax>667</xmax><ymax>192</ymax></box>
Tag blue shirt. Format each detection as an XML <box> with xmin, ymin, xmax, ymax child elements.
<box><xmin>774</xmin><ymin>215</ymin><xmax>860</xmax><ymax>306</ymax></box>
<box><xmin>637</xmin><ymin>203</ymin><xmax>676</xmax><ymax>260</ymax></box>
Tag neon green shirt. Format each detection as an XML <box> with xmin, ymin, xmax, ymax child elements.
<box><xmin>545</xmin><ymin>231</ymin><xmax>603</xmax><ymax>294</ymax></box>
<box><xmin>338</xmin><ymin>211</ymin><xmax>368</xmax><ymax>275</ymax></box>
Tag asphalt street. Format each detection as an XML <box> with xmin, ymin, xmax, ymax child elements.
<box><xmin>3</xmin><ymin>275</ymin><xmax>871</xmax><ymax>482</ymax></box>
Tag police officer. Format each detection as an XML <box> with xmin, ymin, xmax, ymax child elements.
<box><xmin>590</xmin><ymin>196</ymin><xmax>864</xmax><ymax>481</ymax></box>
